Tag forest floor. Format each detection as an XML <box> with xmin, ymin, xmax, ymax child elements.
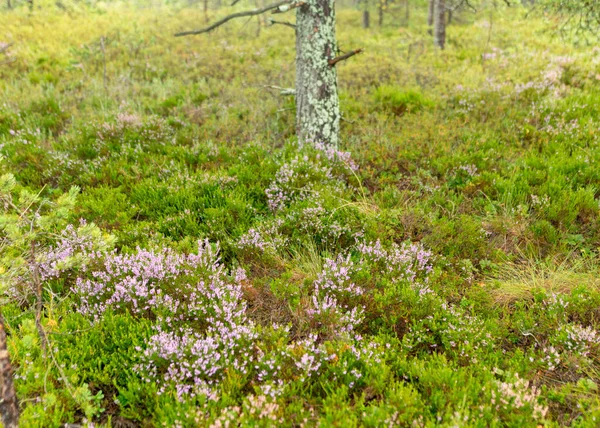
<box><xmin>2</xmin><ymin>3</ymin><xmax>600</xmax><ymax>426</ymax></box>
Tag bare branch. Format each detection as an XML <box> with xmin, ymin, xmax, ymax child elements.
<box><xmin>230</xmin><ymin>0</ymin><xmax>241</xmax><ymax>5</ymax></box>
<box><xmin>328</xmin><ymin>49</ymin><xmax>363</xmax><ymax>67</ymax></box>
<box><xmin>268</xmin><ymin>17</ymin><xmax>296</xmax><ymax>29</ymax></box>
<box><xmin>264</xmin><ymin>85</ymin><xmax>296</xmax><ymax>95</ymax></box>
<box><xmin>175</xmin><ymin>0</ymin><xmax>295</xmax><ymax>36</ymax></box>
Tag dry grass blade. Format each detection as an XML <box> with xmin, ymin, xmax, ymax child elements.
<box><xmin>487</xmin><ymin>256</ymin><xmax>600</xmax><ymax>306</ymax></box>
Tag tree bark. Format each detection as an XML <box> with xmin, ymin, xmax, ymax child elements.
<box><xmin>427</xmin><ymin>0</ymin><xmax>435</xmax><ymax>34</ymax></box>
<box><xmin>377</xmin><ymin>0</ymin><xmax>384</xmax><ymax>26</ymax></box>
<box><xmin>0</xmin><ymin>313</ymin><xmax>19</xmax><ymax>428</ymax></box>
<box><xmin>434</xmin><ymin>0</ymin><xmax>446</xmax><ymax>49</ymax></box>
<box><xmin>295</xmin><ymin>0</ymin><xmax>340</xmax><ymax>147</ymax></box>
<box><xmin>362</xmin><ymin>9</ymin><xmax>370</xmax><ymax>28</ymax></box>
<box><xmin>6</xmin><ymin>0</ymin><xmax>11</xmax><ymax>9</ymax></box>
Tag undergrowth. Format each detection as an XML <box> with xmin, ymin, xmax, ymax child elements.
<box><xmin>2</xmin><ymin>1</ymin><xmax>600</xmax><ymax>426</ymax></box>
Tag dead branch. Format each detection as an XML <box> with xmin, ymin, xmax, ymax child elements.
<box><xmin>175</xmin><ymin>0</ymin><xmax>295</xmax><ymax>36</ymax></box>
<box><xmin>328</xmin><ymin>48</ymin><xmax>363</xmax><ymax>67</ymax></box>
<box><xmin>0</xmin><ymin>312</ymin><xmax>19</xmax><ymax>428</ymax></box>
<box><xmin>264</xmin><ymin>84</ymin><xmax>295</xmax><ymax>95</ymax></box>
<box><xmin>268</xmin><ymin>17</ymin><xmax>296</xmax><ymax>29</ymax></box>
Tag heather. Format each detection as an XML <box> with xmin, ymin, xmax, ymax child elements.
<box><xmin>2</xmin><ymin>1</ymin><xmax>600</xmax><ymax>426</ymax></box>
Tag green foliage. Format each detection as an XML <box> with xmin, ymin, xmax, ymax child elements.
<box><xmin>372</xmin><ymin>86</ymin><xmax>434</xmax><ymax>116</ymax></box>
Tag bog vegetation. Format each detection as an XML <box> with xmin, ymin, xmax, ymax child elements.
<box><xmin>1</xmin><ymin>0</ymin><xmax>600</xmax><ymax>426</ymax></box>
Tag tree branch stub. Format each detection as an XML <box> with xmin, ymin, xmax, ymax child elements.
<box><xmin>328</xmin><ymin>48</ymin><xmax>363</xmax><ymax>67</ymax></box>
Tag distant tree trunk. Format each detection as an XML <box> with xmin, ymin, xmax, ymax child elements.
<box><xmin>295</xmin><ymin>0</ymin><xmax>340</xmax><ymax>147</ymax></box>
<box><xmin>256</xmin><ymin>0</ymin><xmax>264</xmax><ymax>35</ymax></box>
<box><xmin>447</xmin><ymin>8</ymin><xmax>452</xmax><ymax>25</ymax></box>
<box><xmin>6</xmin><ymin>0</ymin><xmax>11</xmax><ymax>9</ymax></box>
<box><xmin>362</xmin><ymin>9</ymin><xmax>370</xmax><ymax>28</ymax></box>
<box><xmin>204</xmin><ymin>0</ymin><xmax>209</xmax><ymax>23</ymax></box>
<box><xmin>434</xmin><ymin>0</ymin><xmax>446</xmax><ymax>49</ymax></box>
<box><xmin>427</xmin><ymin>0</ymin><xmax>434</xmax><ymax>33</ymax></box>
<box><xmin>404</xmin><ymin>0</ymin><xmax>409</xmax><ymax>22</ymax></box>
<box><xmin>0</xmin><ymin>313</ymin><xmax>19</xmax><ymax>428</ymax></box>
<box><xmin>378</xmin><ymin>0</ymin><xmax>384</xmax><ymax>26</ymax></box>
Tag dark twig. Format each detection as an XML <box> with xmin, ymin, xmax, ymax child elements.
<box><xmin>268</xmin><ymin>17</ymin><xmax>296</xmax><ymax>29</ymax></box>
<box><xmin>328</xmin><ymin>48</ymin><xmax>363</xmax><ymax>67</ymax></box>
<box><xmin>175</xmin><ymin>0</ymin><xmax>294</xmax><ymax>36</ymax></box>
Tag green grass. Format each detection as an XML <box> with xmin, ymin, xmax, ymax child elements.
<box><xmin>2</xmin><ymin>1</ymin><xmax>600</xmax><ymax>426</ymax></box>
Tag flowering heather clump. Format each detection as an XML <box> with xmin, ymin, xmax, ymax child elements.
<box><xmin>314</xmin><ymin>254</ymin><xmax>362</xmax><ymax>298</ymax></box>
<box><xmin>38</xmin><ymin>221</ymin><xmax>116</xmax><ymax>281</ymax></box>
<box><xmin>285</xmin><ymin>203</ymin><xmax>354</xmax><ymax>245</ymax></box>
<box><xmin>74</xmin><ymin>240</ymin><xmax>220</xmax><ymax>319</ymax></box>
<box><xmin>74</xmin><ymin>241</ymin><xmax>258</xmax><ymax>398</ymax></box>
<box><xmin>313</xmin><ymin>142</ymin><xmax>359</xmax><ymax>172</ymax></box>
<box><xmin>237</xmin><ymin>219</ymin><xmax>287</xmax><ymax>254</ymax></box>
<box><xmin>543</xmin><ymin>323</ymin><xmax>600</xmax><ymax>370</ymax></box>
<box><xmin>358</xmin><ymin>240</ymin><xmax>433</xmax><ymax>295</ymax></box>
<box><xmin>403</xmin><ymin>303</ymin><xmax>495</xmax><ymax>364</ymax></box>
<box><xmin>458</xmin><ymin>164</ymin><xmax>479</xmax><ymax>178</ymax></box>
<box><xmin>541</xmin><ymin>346</ymin><xmax>561</xmax><ymax>371</ymax></box>
<box><xmin>265</xmin><ymin>144</ymin><xmax>356</xmax><ymax>213</ymax></box>
<box><xmin>561</xmin><ymin>324</ymin><xmax>600</xmax><ymax>356</ymax></box>
<box><xmin>491</xmin><ymin>374</ymin><xmax>548</xmax><ymax>420</ymax></box>
<box><xmin>139</xmin><ymin>321</ymin><xmax>256</xmax><ymax>398</ymax></box>
<box><xmin>305</xmin><ymin>254</ymin><xmax>365</xmax><ymax>336</ymax></box>
<box><xmin>288</xmin><ymin>333</ymin><xmax>382</xmax><ymax>389</ymax></box>
<box><xmin>265</xmin><ymin>156</ymin><xmax>323</xmax><ymax>213</ymax></box>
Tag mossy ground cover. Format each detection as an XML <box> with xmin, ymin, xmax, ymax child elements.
<box><xmin>2</xmin><ymin>2</ymin><xmax>600</xmax><ymax>426</ymax></box>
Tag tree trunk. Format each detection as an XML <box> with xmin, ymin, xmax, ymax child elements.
<box><xmin>404</xmin><ymin>0</ymin><xmax>409</xmax><ymax>22</ymax></box>
<box><xmin>0</xmin><ymin>313</ymin><xmax>19</xmax><ymax>428</ymax></box>
<box><xmin>6</xmin><ymin>0</ymin><xmax>11</xmax><ymax>9</ymax></box>
<box><xmin>295</xmin><ymin>0</ymin><xmax>340</xmax><ymax>147</ymax></box>
<box><xmin>447</xmin><ymin>8</ymin><xmax>452</xmax><ymax>25</ymax></box>
<box><xmin>378</xmin><ymin>0</ymin><xmax>384</xmax><ymax>26</ymax></box>
<box><xmin>427</xmin><ymin>0</ymin><xmax>434</xmax><ymax>34</ymax></box>
<box><xmin>362</xmin><ymin>9</ymin><xmax>370</xmax><ymax>28</ymax></box>
<box><xmin>204</xmin><ymin>0</ymin><xmax>209</xmax><ymax>23</ymax></box>
<box><xmin>434</xmin><ymin>0</ymin><xmax>446</xmax><ymax>49</ymax></box>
